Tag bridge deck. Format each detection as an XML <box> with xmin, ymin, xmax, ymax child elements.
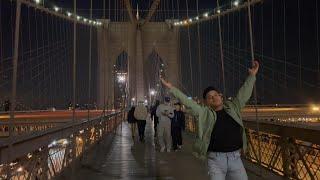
<box><xmin>58</xmin><ymin>121</ymin><xmax>281</xmax><ymax>180</ymax></box>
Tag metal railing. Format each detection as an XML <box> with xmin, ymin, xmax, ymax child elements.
<box><xmin>185</xmin><ymin>111</ymin><xmax>320</xmax><ymax>179</ymax></box>
<box><xmin>0</xmin><ymin>111</ymin><xmax>125</xmax><ymax>179</ymax></box>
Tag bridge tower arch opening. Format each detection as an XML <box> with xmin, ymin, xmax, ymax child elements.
<box><xmin>114</xmin><ymin>51</ymin><xmax>128</xmax><ymax>109</ymax></box>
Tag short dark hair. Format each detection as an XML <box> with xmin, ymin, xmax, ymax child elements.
<box><xmin>174</xmin><ymin>102</ymin><xmax>181</xmax><ymax>106</ymax></box>
<box><xmin>202</xmin><ymin>86</ymin><xmax>220</xmax><ymax>99</ymax></box>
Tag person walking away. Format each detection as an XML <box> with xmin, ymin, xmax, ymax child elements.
<box><xmin>171</xmin><ymin>102</ymin><xmax>185</xmax><ymax>151</ymax></box>
<box><xmin>134</xmin><ymin>102</ymin><xmax>148</xmax><ymax>142</ymax></box>
<box><xmin>151</xmin><ymin>100</ymin><xmax>160</xmax><ymax>137</ymax></box>
<box><xmin>127</xmin><ymin>106</ymin><xmax>137</xmax><ymax>140</ymax></box>
<box><xmin>156</xmin><ymin>97</ymin><xmax>174</xmax><ymax>152</ymax></box>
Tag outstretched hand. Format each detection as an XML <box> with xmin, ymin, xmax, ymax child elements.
<box><xmin>248</xmin><ymin>60</ymin><xmax>259</xmax><ymax>76</ymax></box>
<box><xmin>160</xmin><ymin>78</ymin><xmax>173</xmax><ymax>89</ymax></box>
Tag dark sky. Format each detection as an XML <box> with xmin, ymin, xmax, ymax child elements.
<box><xmin>1</xmin><ymin>0</ymin><xmax>320</xmax><ymax>109</ymax></box>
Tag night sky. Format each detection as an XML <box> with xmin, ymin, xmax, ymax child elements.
<box><xmin>1</xmin><ymin>0</ymin><xmax>320</xmax><ymax>109</ymax></box>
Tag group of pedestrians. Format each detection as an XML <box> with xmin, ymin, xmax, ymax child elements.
<box><xmin>127</xmin><ymin>60</ymin><xmax>260</xmax><ymax>180</ymax></box>
<box><xmin>127</xmin><ymin>97</ymin><xmax>185</xmax><ymax>152</ymax></box>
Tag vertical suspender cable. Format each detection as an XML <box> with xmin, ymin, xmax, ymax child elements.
<box><xmin>238</xmin><ymin>10</ymin><xmax>241</xmax><ymax>87</ymax></box>
<box><xmin>8</xmin><ymin>1</ymin><xmax>21</xmax><ymax>177</ymax></box>
<box><xmin>176</xmin><ymin>0</ymin><xmax>181</xmax><ymax>84</ymax></box>
<box><xmin>247</xmin><ymin>0</ymin><xmax>261</xmax><ymax>170</ymax></box>
<box><xmin>316</xmin><ymin>0</ymin><xmax>320</xmax><ymax>87</ymax></box>
<box><xmin>196</xmin><ymin>0</ymin><xmax>202</xmax><ymax>95</ymax></box>
<box><xmin>102</xmin><ymin>0</ymin><xmax>106</xmax><ymax>116</ymax></box>
<box><xmin>185</xmin><ymin>0</ymin><xmax>194</xmax><ymax>96</ymax></box>
<box><xmin>283</xmin><ymin>0</ymin><xmax>287</xmax><ymax>87</ymax></box>
<box><xmin>0</xmin><ymin>2</ymin><xmax>2</xmax><ymax>90</ymax></box>
<box><xmin>232</xmin><ymin>12</ymin><xmax>235</xmax><ymax>94</ymax></box>
<box><xmin>35</xmin><ymin>9</ymin><xmax>40</xmax><ymax>107</ymax></box>
<box><xmin>10</xmin><ymin>0</ymin><xmax>21</xmax><ymax>137</ymax></box>
<box><xmin>88</xmin><ymin>0</ymin><xmax>92</xmax><ymax>121</ymax></box>
<box><xmin>216</xmin><ymin>0</ymin><xmax>226</xmax><ymax>97</ymax></box>
<box><xmin>298</xmin><ymin>0</ymin><xmax>302</xmax><ymax>88</ymax></box>
<box><xmin>72</xmin><ymin>0</ymin><xmax>77</xmax><ymax>122</ymax></box>
<box><xmin>261</xmin><ymin>4</ymin><xmax>265</xmax><ymax>101</ymax></box>
<box><xmin>71</xmin><ymin>0</ymin><xmax>77</xmax><ymax>178</ymax></box>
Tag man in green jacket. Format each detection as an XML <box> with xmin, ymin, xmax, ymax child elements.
<box><xmin>160</xmin><ymin>61</ymin><xmax>259</xmax><ymax>180</ymax></box>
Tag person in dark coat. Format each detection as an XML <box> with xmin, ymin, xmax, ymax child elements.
<box><xmin>127</xmin><ymin>106</ymin><xmax>137</xmax><ymax>140</ymax></box>
<box><xmin>150</xmin><ymin>100</ymin><xmax>160</xmax><ymax>137</ymax></box>
<box><xmin>171</xmin><ymin>102</ymin><xmax>185</xmax><ymax>151</ymax></box>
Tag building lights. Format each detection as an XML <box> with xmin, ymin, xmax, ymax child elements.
<box><xmin>233</xmin><ymin>0</ymin><xmax>240</xmax><ymax>7</ymax></box>
<box><xmin>54</xmin><ymin>6</ymin><xmax>60</xmax><ymax>12</ymax></box>
<box><xmin>312</xmin><ymin>106</ymin><xmax>319</xmax><ymax>111</ymax></box>
<box><xmin>34</xmin><ymin>0</ymin><xmax>41</xmax><ymax>4</ymax></box>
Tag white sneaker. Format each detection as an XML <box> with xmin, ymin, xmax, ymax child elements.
<box><xmin>178</xmin><ymin>145</ymin><xmax>182</xmax><ymax>149</ymax></box>
<box><xmin>160</xmin><ymin>147</ymin><xmax>165</xmax><ymax>152</ymax></box>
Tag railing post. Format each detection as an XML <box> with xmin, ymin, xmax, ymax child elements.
<box><xmin>280</xmin><ymin>137</ymin><xmax>299</xmax><ymax>179</ymax></box>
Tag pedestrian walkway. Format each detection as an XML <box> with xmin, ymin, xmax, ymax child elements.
<box><xmin>58</xmin><ymin>120</ymin><xmax>282</xmax><ymax>180</ymax></box>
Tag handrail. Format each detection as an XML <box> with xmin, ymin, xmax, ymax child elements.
<box><xmin>184</xmin><ymin>113</ymin><xmax>320</xmax><ymax>179</ymax></box>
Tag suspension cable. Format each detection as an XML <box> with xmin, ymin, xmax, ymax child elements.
<box><xmin>216</xmin><ymin>0</ymin><xmax>226</xmax><ymax>98</ymax></box>
<box><xmin>316</xmin><ymin>0</ymin><xmax>320</xmax><ymax>86</ymax></box>
<box><xmin>247</xmin><ymin>0</ymin><xmax>261</xmax><ymax>170</ymax></box>
<box><xmin>72</xmin><ymin>0</ymin><xmax>77</xmax><ymax>122</ymax></box>
<box><xmin>283</xmin><ymin>0</ymin><xmax>287</xmax><ymax>87</ymax></box>
<box><xmin>298</xmin><ymin>0</ymin><xmax>302</xmax><ymax>88</ymax></box>
<box><xmin>196</xmin><ymin>0</ymin><xmax>202</xmax><ymax>95</ymax></box>
<box><xmin>88</xmin><ymin>0</ymin><xmax>92</xmax><ymax>121</ymax></box>
<box><xmin>185</xmin><ymin>0</ymin><xmax>194</xmax><ymax>97</ymax></box>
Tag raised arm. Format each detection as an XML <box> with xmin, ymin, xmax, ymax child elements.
<box><xmin>232</xmin><ymin>60</ymin><xmax>259</xmax><ymax>110</ymax></box>
<box><xmin>160</xmin><ymin>78</ymin><xmax>202</xmax><ymax>116</ymax></box>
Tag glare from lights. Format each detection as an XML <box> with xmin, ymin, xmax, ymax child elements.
<box><xmin>312</xmin><ymin>106</ymin><xmax>319</xmax><ymax>111</ymax></box>
<box><xmin>196</xmin><ymin>16</ymin><xmax>199</xmax><ymax>20</ymax></box>
<box><xmin>67</xmin><ymin>12</ymin><xmax>72</xmax><ymax>17</ymax></box>
<box><xmin>188</xmin><ymin>18</ymin><xmax>192</xmax><ymax>22</ymax></box>
<box><xmin>233</xmin><ymin>0</ymin><xmax>239</xmax><ymax>7</ymax></box>
<box><xmin>62</xmin><ymin>139</ymin><xmax>69</xmax><ymax>145</ymax></box>
<box><xmin>150</xmin><ymin>90</ymin><xmax>156</xmax><ymax>96</ymax></box>
<box><xmin>84</xmin><ymin>18</ymin><xmax>88</xmax><ymax>22</ymax></box>
<box><xmin>217</xmin><ymin>9</ymin><xmax>221</xmax><ymax>14</ymax></box>
<box><xmin>77</xmin><ymin>16</ymin><xmax>81</xmax><ymax>20</ymax></box>
<box><xmin>89</xmin><ymin>20</ymin><xmax>93</xmax><ymax>24</ymax></box>
<box><xmin>131</xmin><ymin>97</ymin><xmax>136</xmax><ymax>101</ymax></box>
<box><xmin>34</xmin><ymin>0</ymin><xmax>41</xmax><ymax>4</ymax></box>
<box><xmin>204</xmin><ymin>12</ymin><xmax>209</xmax><ymax>17</ymax></box>
<box><xmin>183</xmin><ymin>20</ymin><xmax>187</xmax><ymax>24</ymax></box>
<box><xmin>117</xmin><ymin>75</ymin><xmax>126</xmax><ymax>83</ymax></box>
<box><xmin>17</xmin><ymin>167</ymin><xmax>24</xmax><ymax>172</ymax></box>
<box><xmin>49</xmin><ymin>140</ymin><xmax>57</xmax><ymax>147</ymax></box>
<box><xmin>54</xmin><ymin>6</ymin><xmax>60</xmax><ymax>12</ymax></box>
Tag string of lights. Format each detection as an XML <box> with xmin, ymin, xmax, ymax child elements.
<box><xmin>173</xmin><ymin>0</ymin><xmax>262</xmax><ymax>26</ymax></box>
<box><xmin>21</xmin><ymin>0</ymin><xmax>103</xmax><ymax>26</ymax></box>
